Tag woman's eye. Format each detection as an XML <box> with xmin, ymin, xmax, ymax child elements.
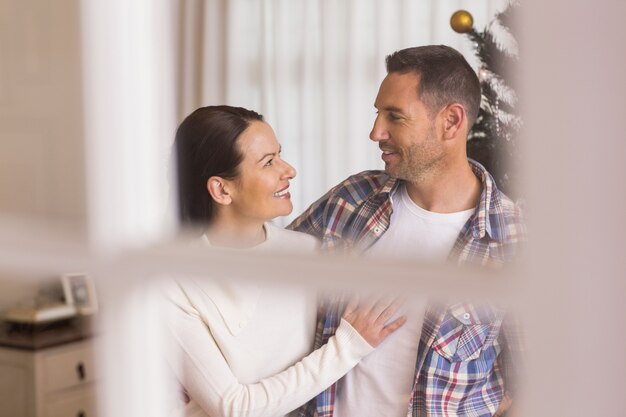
<box><xmin>264</xmin><ymin>159</ymin><xmax>274</xmax><ymax>167</ymax></box>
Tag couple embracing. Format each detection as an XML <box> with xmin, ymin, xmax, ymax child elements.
<box><xmin>164</xmin><ymin>45</ymin><xmax>525</xmax><ymax>417</ymax></box>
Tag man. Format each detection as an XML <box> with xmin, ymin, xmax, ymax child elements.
<box><xmin>289</xmin><ymin>45</ymin><xmax>525</xmax><ymax>417</ymax></box>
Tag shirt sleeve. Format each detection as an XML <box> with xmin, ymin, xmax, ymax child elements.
<box><xmin>286</xmin><ymin>188</ymin><xmax>335</xmax><ymax>238</ymax></box>
<box><xmin>499</xmin><ymin>310</ymin><xmax>526</xmax><ymax>401</ymax></box>
<box><xmin>163</xmin><ymin>285</ymin><xmax>373</xmax><ymax>417</ymax></box>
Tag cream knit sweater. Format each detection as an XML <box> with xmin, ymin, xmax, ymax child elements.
<box><xmin>163</xmin><ymin>224</ymin><xmax>373</xmax><ymax>417</ymax></box>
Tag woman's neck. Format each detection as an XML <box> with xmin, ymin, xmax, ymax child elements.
<box><xmin>205</xmin><ymin>218</ymin><xmax>267</xmax><ymax>249</ymax></box>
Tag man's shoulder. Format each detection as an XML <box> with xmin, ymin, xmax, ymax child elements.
<box><xmin>495</xmin><ymin>189</ymin><xmax>522</xmax><ymax>216</ymax></box>
<box><xmin>490</xmin><ymin>187</ymin><xmax>527</xmax><ymax>243</ymax></box>
<box><xmin>327</xmin><ymin>170</ymin><xmax>391</xmax><ymax>205</ymax></box>
<box><xmin>471</xmin><ymin>159</ymin><xmax>525</xmax><ymax>225</ymax></box>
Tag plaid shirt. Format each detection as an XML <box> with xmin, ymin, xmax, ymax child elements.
<box><xmin>288</xmin><ymin>160</ymin><xmax>526</xmax><ymax>417</ymax></box>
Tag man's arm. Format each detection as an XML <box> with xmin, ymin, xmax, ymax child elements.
<box><xmin>289</xmin><ymin>171</ymin><xmax>385</xmax><ymax>239</ymax></box>
<box><xmin>287</xmin><ymin>187</ymin><xmax>335</xmax><ymax>237</ymax></box>
<box><xmin>493</xmin><ymin>393</ymin><xmax>513</xmax><ymax>417</ymax></box>
<box><xmin>495</xmin><ymin>309</ymin><xmax>526</xmax><ymax>417</ymax></box>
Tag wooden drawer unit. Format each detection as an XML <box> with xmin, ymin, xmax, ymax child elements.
<box><xmin>42</xmin><ymin>343</ymin><xmax>95</xmax><ymax>392</ymax></box>
<box><xmin>0</xmin><ymin>338</ymin><xmax>98</xmax><ymax>417</ymax></box>
<box><xmin>44</xmin><ymin>385</ymin><xmax>98</xmax><ymax>417</ymax></box>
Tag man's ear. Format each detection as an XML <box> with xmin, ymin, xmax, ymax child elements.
<box><xmin>441</xmin><ymin>103</ymin><xmax>466</xmax><ymax>140</ymax></box>
<box><xmin>207</xmin><ymin>176</ymin><xmax>232</xmax><ymax>206</ymax></box>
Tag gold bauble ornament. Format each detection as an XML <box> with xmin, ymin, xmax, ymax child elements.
<box><xmin>450</xmin><ymin>10</ymin><xmax>474</xmax><ymax>33</ymax></box>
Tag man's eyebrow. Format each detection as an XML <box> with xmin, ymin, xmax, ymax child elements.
<box><xmin>256</xmin><ymin>145</ymin><xmax>282</xmax><ymax>163</ymax></box>
<box><xmin>375</xmin><ymin>105</ymin><xmax>404</xmax><ymax>114</ymax></box>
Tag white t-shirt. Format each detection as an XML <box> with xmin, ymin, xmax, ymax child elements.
<box><xmin>334</xmin><ymin>184</ymin><xmax>475</xmax><ymax>417</ymax></box>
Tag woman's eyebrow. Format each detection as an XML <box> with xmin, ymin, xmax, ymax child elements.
<box><xmin>256</xmin><ymin>146</ymin><xmax>282</xmax><ymax>163</ymax></box>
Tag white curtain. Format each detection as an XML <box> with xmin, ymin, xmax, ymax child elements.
<box><xmin>177</xmin><ymin>0</ymin><xmax>508</xmax><ymax>224</ymax></box>
<box><xmin>82</xmin><ymin>0</ymin><xmax>179</xmax><ymax>250</ymax></box>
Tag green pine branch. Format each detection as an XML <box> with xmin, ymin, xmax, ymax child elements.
<box><xmin>463</xmin><ymin>1</ymin><xmax>522</xmax><ymax>198</ymax></box>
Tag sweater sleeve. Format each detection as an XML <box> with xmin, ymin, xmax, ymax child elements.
<box><xmin>163</xmin><ymin>285</ymin><xmax>373</xmax><ymax>417</ymax></box>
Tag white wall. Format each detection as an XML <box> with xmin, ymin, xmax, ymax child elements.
<box><xmin>0</xmin><ymin>275</ymin><xmax>39</xmax><ymax>313</ymax></box>
<box><xmin>0</xmin><ymin>0</ymin><xmax>85</xmax><ymax>223</ymax></box>
<box><xmin>0</xmin><ymin>0</ymin><xmax>85</xmax><ymax>309</ymax></box>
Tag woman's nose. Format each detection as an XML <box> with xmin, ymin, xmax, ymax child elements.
<box><xmin>281</xmin><ymin>159</ymin><xmax>296</xmax><ymax>179</ymax></box>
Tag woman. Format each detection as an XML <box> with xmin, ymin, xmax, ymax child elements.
<box><xmin>165</xmin><ymin>105</ymin><xmax>405</xmax><ymax>417</ymax></box>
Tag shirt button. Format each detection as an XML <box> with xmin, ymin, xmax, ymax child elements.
<box><xmin>374</xmin><ymin>227</ymin><xmax>381</xmax><ymax>234</ymax></box>
<box><xmin>239</xmin><ymin>320</ymin><xmax>247</xmax><ymax>328</ymax></box>
<box><xmin>463</xmin><ymin>313</ymin><xmax>471</xmax><ymax>321</ymax></box>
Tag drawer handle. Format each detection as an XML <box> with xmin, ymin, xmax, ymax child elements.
<box><xmin>76</xmin><ymin>362</ymin><xmax>86</xmax><ymax>380</ymax></box>
<box><xmin>77</xmin><ymin>410</ymin><xmax>86</xmax><ymax>417</ymax></box>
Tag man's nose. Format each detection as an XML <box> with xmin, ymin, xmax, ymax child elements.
<box><xmin>369</xmin><ymin>116</ymin><xmax>388</xmax><ymax>142</ymax></box>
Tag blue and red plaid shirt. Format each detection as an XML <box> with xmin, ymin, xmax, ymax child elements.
<box><xmin>288</xmin><ymin>160</ymin><xmax>526</xmax><ymax>417</ymax></box>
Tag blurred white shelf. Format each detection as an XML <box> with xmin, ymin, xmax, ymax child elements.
<box><xmin>4</xmin><ymin>304</ymin><xmax>77</xmax><ymax>324</ymax></box>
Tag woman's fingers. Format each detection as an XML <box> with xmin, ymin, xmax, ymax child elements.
<box><xmin>341</xmin><ymin>296</ymin><xmax>359</xmax><ymax>319</ymax></box>
<box><xmin>380</xmin><ymin>315</ymin><xmax>407</xmax><ymax>338</ymax></box>
<box><xmin>341</xmin><ymin>296</ymin><xmax>407</xmax><ymax>347</ymax></box>
<box><xmin>372</xmin><ymin>298</ymin><xmax>402</xmax><ymax>325</ymax></box>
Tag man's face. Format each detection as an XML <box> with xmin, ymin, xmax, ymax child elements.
<box><xmin>370</xmin><ymin>72</ymin><xmax>445</xmax><ymax>182</ymax></box>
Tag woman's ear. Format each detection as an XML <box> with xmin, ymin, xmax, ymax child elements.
<box><xmin>441</xmin><ymin>103</ymin><xmax>466</xmax><ymax>140</ymax></box>
<box><xmin>207</xmin><ymin>176</ymin><xmax>232</xmax><ymax>206</ymax></box>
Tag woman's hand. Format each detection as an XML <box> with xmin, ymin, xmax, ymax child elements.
<box><xmin>341</xmin><ymin>297</ymin><xmax>407</xmax><ymax>347</ymax></box>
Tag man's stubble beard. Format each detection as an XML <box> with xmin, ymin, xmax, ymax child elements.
<box><xmin>385</xmin><ymin>130</ymin><xmax>445</xmax><ymax>183</ymax></box>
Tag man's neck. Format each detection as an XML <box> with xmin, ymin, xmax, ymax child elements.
<box><xmin>404</xmin><ymin>159</ymin><xmax>481</xmax><ymax>213</ymax></box>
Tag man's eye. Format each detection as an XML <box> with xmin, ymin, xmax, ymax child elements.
<box><xmin>388</xmin><ymin>113</ymin><xmax>401</xmax><ymax>121</ymax></box>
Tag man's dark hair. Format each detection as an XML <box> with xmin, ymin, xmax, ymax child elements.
<box><xmin>385</xmin><ymin>45</ymin><xmax>481</xmax><ymax>127</ymax></box>
<box><xmin>174</xmin><ymin>105</ymin><xmax>263</xmax><ymax>225</ymax></box>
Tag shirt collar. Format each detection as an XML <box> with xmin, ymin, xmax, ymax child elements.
<box><xmin>197</xmin><ymin>279</ymin><xmax>260</xmax><ymax>336</ymax></box>
<box><xmin>377</xmin><ymin>175</ymin><xmax>401</xmax><ymax>204</ymax></box>
<box><xmin>467</xmin><ymin>159</ymin><xmax>508</xmax><ymax>242</ymax></box>
<box><xmin>380</xmin><ymin>159</ymin><xmax>508</xmax><ymax>242</ymax></box>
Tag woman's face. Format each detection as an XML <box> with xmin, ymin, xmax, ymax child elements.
<box><xmin>226</xmin><ymin>121</ymin><xmax>296</xmax><ymax>223</ymax></box>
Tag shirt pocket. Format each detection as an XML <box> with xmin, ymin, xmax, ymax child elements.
<box><xmin>432</xmin><ymin>302</ymin><xmax>504</xmax><ymax>363</ymax></box>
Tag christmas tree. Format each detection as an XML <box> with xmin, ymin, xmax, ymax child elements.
<box><xmin>451</xmin><ymin>3</ymin><xmax>521</xmax><ymax>198</ymax></box>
